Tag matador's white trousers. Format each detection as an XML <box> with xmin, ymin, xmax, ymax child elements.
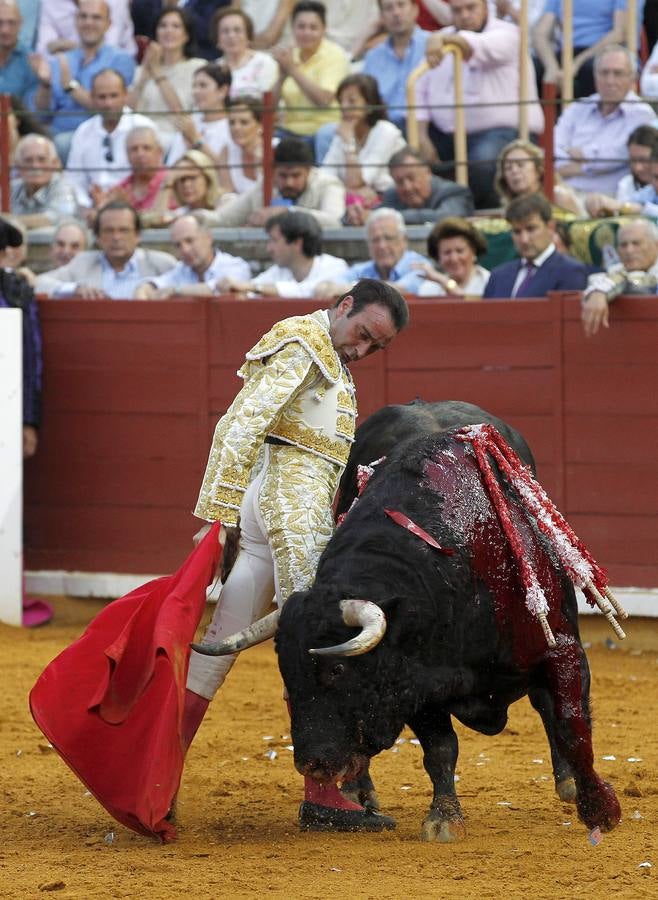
<box><xmin>186</xmin><ymin>445</ymin><xmax>339</xmax><ymax>700</ymax></box>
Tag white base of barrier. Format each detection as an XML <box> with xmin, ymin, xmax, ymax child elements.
<box><xmin>23</xmin><ymin>570</ymin><xmax>658</xmax><ymax>617</ymax></box>
<box><xmin>0</xmin><ymin>310</ymin><xmax>23</xmax><ymax>627</ymax></box>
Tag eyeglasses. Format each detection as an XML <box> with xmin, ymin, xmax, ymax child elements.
<box><xmin>102</xmin><ymin>134</ymin><xmax>113</xmax><ymax>163</ymax></box>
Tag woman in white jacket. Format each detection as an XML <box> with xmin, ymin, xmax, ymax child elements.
<box><xmin>321</xmin><ymin>74</ymin><xmax>406</xmax><ymax>209</ymax></box>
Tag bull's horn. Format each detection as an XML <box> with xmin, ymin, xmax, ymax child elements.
<box><xmin>190</xmin><ymin>609</ymin><xmax>280</xmax><ymax>656</ymax></box>
<box><xmin>309</xmin><ymin>599</ymin><xmax>386</xmax><ymax>657</ymax></box>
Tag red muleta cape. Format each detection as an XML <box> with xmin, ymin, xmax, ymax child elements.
<box><xmin>29</xmin><ymin>524</ymin><xmax>222</xmax><ymax>843</ymax></box>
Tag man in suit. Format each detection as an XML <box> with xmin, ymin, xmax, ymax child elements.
<box><xmin>484</xmin><ymin>193</ymin><xmax>588</xmax><ymax>298</ymax></box>
<box><xmin>35</xmin><ymin>200</ymin><xmax>176</xmax><ymax>298</ymax></box>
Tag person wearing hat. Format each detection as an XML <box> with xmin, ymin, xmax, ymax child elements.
<box><xmin>0</xmin><ymin>217</ymin><xmax>41</xmax><ymax>458</ymax></box>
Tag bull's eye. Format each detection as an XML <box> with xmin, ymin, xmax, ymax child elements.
<box><xmin>319</xmin><ymin>662</ymin><xmax>345</xmax><ymax>686</ymax></box>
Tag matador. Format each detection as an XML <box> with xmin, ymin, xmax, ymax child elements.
<box><xmin>183</xmin><ymin>279</ymin><xmax>408</xmax><ymax>830</ymax></box>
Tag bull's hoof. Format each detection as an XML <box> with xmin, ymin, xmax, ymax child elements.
<box><xmin>421</xmin><ymin>813</ymin><xmax>466</xmax><ymax>843</ymax></box>
<box><xmin>341</xmin><ymin>775</ymin><xmax>380</xmax><ymax>810</ymax></box>
<box><xmin>298</xmin><ymin>801</ymin><xmax>396</xmax><ymax>832</ymax></box>
<box><xmin>556</xmin><ymin>777</ymin><xmax>577</xmax><ymax>804</ymax></box>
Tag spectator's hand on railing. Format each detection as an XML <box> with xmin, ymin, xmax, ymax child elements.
<box><xmin>581</xmin><ymin>291</ymin><xmax>609</xmax><ymax>338</ymax></box>
<box><xmin>426</xmin><ymin>32</ymin><xmax>471</xmax><ymax>68</ymax></box>
<box><xmin>74</xmin><ymin>285</ymin><xmax>110</xmax><ymax>300</ymax></box>
<box><xmin>313</xmin><ymin>281</ymin><xmax>344</xmax><ymax>300</ymax></box>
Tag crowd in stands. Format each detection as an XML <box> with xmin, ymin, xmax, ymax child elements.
<box><xmin>1</xmin><ymin>0</ymin><xmax>658</xmax><ymax>339</ymax></box>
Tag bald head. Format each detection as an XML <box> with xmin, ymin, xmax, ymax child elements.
<box><xmin>170</xmin><ymin>214</ymin><xmax>215</xmax><ymax>276</ymax></box>
<box><xmin>16</xmin><ymin>135</ymin><xmax>60</xmax><ymax>192</ymax></box>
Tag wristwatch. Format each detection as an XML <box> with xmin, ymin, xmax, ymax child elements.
<box><xmin>64</xmin><ymin>79</ymin><xmax>81</xmax><ymax>94</ymax></box>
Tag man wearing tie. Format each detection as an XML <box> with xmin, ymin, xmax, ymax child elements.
<box><xmin>484</xmin><ymin>194</ymin><xmax>587</xmax><ymax>298</ymax></box>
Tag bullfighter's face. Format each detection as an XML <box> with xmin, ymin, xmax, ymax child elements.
<box><xmin>329</xmin><ymin>296</ymin><xmax>398</xmax><ymax>364</ymax></box>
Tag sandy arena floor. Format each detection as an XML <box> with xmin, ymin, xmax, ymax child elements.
<box><xmin>1</xmin><ymin>598</ymin><xmax>656</xmax><ymax>899</ymax></box>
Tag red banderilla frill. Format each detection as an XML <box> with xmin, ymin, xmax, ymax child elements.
<box><xmin>454</xmin><ymin>424</ymin><xmax>627</xmax><ymax>648</ymax></box>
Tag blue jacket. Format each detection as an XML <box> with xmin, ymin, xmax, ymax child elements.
<box><xmin>483</xmin><ymin>250</ymin><xmax>588</xmax><ymax>298</ymax></box>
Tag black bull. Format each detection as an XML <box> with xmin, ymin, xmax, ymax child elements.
<box><xmin>275</xmin><ymin>402</ymin><xmax>621</xmax><ymax>841</ymax></box>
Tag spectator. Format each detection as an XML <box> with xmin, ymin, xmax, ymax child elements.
<box><xmin>608</xmin><ymin>149</ymin><xmax>658</xmax><ymax>218</ymax></box>
<box><xmin>100</xmin><ymin>125</ymin><xmax>169</xmax><ymax>214</ymax></box>
<box><xmin>49</xmin><ymin>219</ymin><xmax>90</xmax><ymax>268</ymax></box>
<box><xmin>495</xmin><ymin>139</ymin><xmax>584</xmax><ymax>217</ymax></box>
<box><xmin>131</xmin><ymin>1</ymin><xmax>224</xmax><ymax>60</ymax></box>
<box><xmin>135</xmin><ymin>213</ymin><xmax>250</xmax><ymax>298</ymax></box>
<box><xmin>362</xmin><ymin>0</ymin><xmax>430</xmax><ymax>133</ymax></box>
<box><xmin>160</xmin><ymin>149</ymin><xmax>224</xmax><ymax>224</ymax></box>
<box><xmin>167</xmin><ymin>63</ymin><xmax>232</xmax><ymax>165</ymax></box>
<box><xmin>315</xmin><ymin>207</ymin><xmax>430</xmax><ymax>297</ymax></box>
<box><xmin>0</xmin><ymin>0</ymin><xmax>39</xmax><ymax>97</ymax></box>
<box><xmin>320</xmin><ymin>74</ymin><xmax>406</xmax><ymax>211</ymax></box>
<box><xmin>213</xmin><ymin>7</ymin><xmax>278</xmax><ymax>97</ymax></box>
<box><xmin>581</xmin><ymin>218</ymin><xmax>658</xmax><ymax>336</ymax></box>
<box><xmin>217</xmin><ymin>96</ymin><xmax>265</xmax><ymax>195</ymax></box>
<box><xmin>34</xmin><ymin>200</ymin><xmax>175</xmax><ymax>298</ymax></box>
<box><xmin>204</xmin><ymin>137</ymin><xmax>346</xmax><ymax>228</ymax></box>
<box><xmin>37</xmin><ymin>0</ymin><xmax>136</xmax><ymax>56</ymax></box>
<box><xmin>554</xmin><ymin>45</ymin><xmax>654</xmax><ymax>198</ymax></box>
<box><xmin>272</xmin><ymin>0</ymin><xmax>350</xmax><ymax>158</ymax></box>
<box><xmin>585</xmin><ymin>125</ymin><xmax>658</xmax><ymax>217</ymax></box>
<box><xmin>0</xmin><ymin>215</ymin><xmax>37</xmax><ymax>286</ymax></box>
<box><xmin>127</xmin><ymin>7</ymin><xmax>205</xmax><ymax>150</ymax></box>
<box><xmin>220</xmin><ymin>210</ymin><xmax>348</xmax><ymax>296</ymax></box>
<box><xmin>532</xmin><ymin>0</ymin><xmax>626</xmax><ymax>99</ymax></box>
<box><xmin>65</xmin><ymin>68</ymin><xmax>157</xmax><ymax>209</ymax></box>
<box><xmin>374</xmin><ymin>146</ymin><xmax>473</xmax><ymax>226</ymax></box>
<box><xmin>0</xmin><ymin>217</ymin><xmax>42</xmax><ymax>458</ymax></box>
<box><xmin>396</xmin><ymin>216</ymin><xmax>490</xmax><ymax>296</ymax></box>
<box><xmin>10</xmin><ymin>134</ymin><xmax>77</xmax><ymax>229</ymax></box>
<box><xmin>416</xmin><ymin>0</ymin><xmax>544</xmax><ymax>209</ymax></box>
<box><xmin>483</xmin><ymin>193</ymin><xmax>588</xmax><ymax>298</ymax></box>
<box><xmin>31</xmin><ymin>0</ymin><xmax>136</xmax><ymax>162</ymax></box>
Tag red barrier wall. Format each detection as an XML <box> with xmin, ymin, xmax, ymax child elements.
<box><xmin>24</xmin><ymin>294</ymin><xmax>658</xmax><ymax>587</ymax></box>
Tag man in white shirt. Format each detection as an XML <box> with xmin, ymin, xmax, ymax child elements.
<box><xmin>218</xmin><ymin>210</ymin><xmax>348</xmax><ymax>298</ymax></box>
<box><xmin>134</xmin><ymin>214</ymin><xmax>251</xmax><ymax>299</ymax></box>
<box><xmin>36</xmin><ymin>0</ymin><xmax>136</xmax><ymax>56</ymax></box>
<box><xmin>35</xmin><ymin>201</ymin><xmax>175</xmax><ymax>298</ymax></box>
<box><xmin>65</xmin><ymin>68</ymin><xmax>157</xmax><ymax>208</ymax></box>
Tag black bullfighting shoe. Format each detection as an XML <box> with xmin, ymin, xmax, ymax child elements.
<box><xmin>298</xmin><ymin>801</ymin><xmax>396</xmax><ymax>832</ymax></box>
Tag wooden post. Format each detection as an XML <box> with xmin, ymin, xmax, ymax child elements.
<box><xmin>518</xmin><ymin>0</ymin><xmax>529</xmax><ymax>141</ymax></box>
<box><xmin>406</xmin><ymin>60</ymin><xmax>429</xmax><ymax>151</ymax></box>
<box><xmin>406</xmin><ymin>44</ymin><xmax>468</xmax><ymax>187</ymax></box>
<box><xmin>0</xmin><ymin>94</ymin><xmax>11</xmax><ymax>213</ymax></box>
<box><xmin>261</xmin><ymin>90</ymin><xmax>274</xmax><ymax>208</ymax></box>
<box><xmin>561</xmin><ymin>0</ymin><xmax>573</xmax><ymax>102</ymax></box>
<box><xmin>541</xmin><ymin>82</ymin><xmax>557</xmax><ymax>202</ymax></box>
<box><xmin>627</xmin><ymin>0</ymin><xmax>638</xmax><ymax>77</ymax></box>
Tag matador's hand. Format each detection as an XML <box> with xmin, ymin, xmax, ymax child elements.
<box><xmin>220</xmin><ymin>524</ymin><xmax>241</xmax><ymax>583</ymax></box>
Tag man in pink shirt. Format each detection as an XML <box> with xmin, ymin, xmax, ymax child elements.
<box><xmin>415</xmin><ymin>0</ymin><xmax>544</xmax><ymax>208</ymax></box>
